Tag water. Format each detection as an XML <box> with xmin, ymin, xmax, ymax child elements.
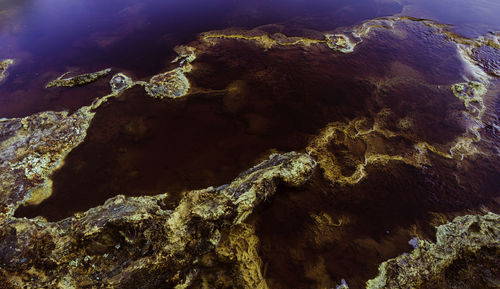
<box><xmin>2</xmin><ymin>0</ymin><xmax>500</xmax><ymax>288</ymax></box>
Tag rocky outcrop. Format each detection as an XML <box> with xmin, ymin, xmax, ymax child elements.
<box><xmin>366</xmin><ymin>212</ymin><xmax>500</xmax><ymax>289</ymax></box>
<box><xmin>0</xmin><ymin>152</ymin><xmax>315</xmax><ymax>288</ymax></box>
<box><xmin>0</xmin><ymin>107</ymin><xmax>95</xmax><ymax>217</ymax></box>
<box><xmin>0</xmin><ymin>58</ymin><xmax>14</xmax><ymax>84</ymax></box>
<box><xmin>145</xmin><ymin>67</ymin><xmax>191</xmax><ymax>99</ymax></box>
<box><xmin>45</xmin><ymin>68</ymin><xmax>112</xmax><ymax>88</ymax></box>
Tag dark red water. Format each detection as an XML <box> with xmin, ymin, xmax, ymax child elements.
<box><xmin>0</xmin><ymin>0</ymin><xmax>403</xmax><ymax>118</ymax></box>
<box><xmin>14</xmin><ymin>20</ymin><xmax>475</xmax><ymax>221</ymax></box>
<box><xmin>4</xmin><ymin>1</ymin><xmax>500</xmax><ymax>288</ymax></box>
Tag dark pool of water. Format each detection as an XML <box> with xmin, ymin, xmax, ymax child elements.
<box><xmin>254</xmin><ymin>154</ymin><xmax>500</xmax><ymax>289</ymax></box>
<box><xmin>16</xmin><ymin>21</ymin><xmax>468</xmax><ymax>220</ymax></box>
<box><xmin>0</xmin><ymin>0</ymin><xmax>404</xmax><ymax>118</ymax></box>
<box><xmin>4</xmin><ymin>0</ymin><xmax>500</xmax><ymax>287</ymax></box>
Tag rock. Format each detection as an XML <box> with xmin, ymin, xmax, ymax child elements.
<box><xmin>324</xmin><ymin>34</ymin><xmax>357</xmax><ymax>53</ymax></box>
<box><xmin>366</xmin><ymin>212</ymin><xmax>500</xmax><ymax>289</ymax></box>
<box><xmin>0</xmin><ymin>58</ymin><xmax>14</xmax><ymax>84</ymax></box>
<box><xmin>109</xmin><ymin>73</ymin><xmax>134</xmax><ymax>93</ymax></box>
<box><xmin>145</xmin><ymin>68</ymin><xmax>190</xmax><ymax>99</ymax></box>
<box><xmin>45</xmin><ymin>68</ymin><xmax>111</xmax><ymax>88</ymax></box>
<box><xmin>0</xmin><ymin>152</ymin><xmax>315</xmax><ymax>288</ymax></box>
<box><xmin>0</xmin><ymin>107</ymin><xmax>95</xmax><ymax>217</ymax></box>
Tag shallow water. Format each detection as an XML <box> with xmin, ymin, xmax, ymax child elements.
<box><xmin>2</xmin><ymin>0</ymin><xmax>500</xmax><ymax>288</ymax></box>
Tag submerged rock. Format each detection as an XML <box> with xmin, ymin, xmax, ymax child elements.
<box><xmin>45</xmin><ymin>68</ymin><xmax>111</xmax><ymax>88</ymax></box>
<box><xmin>0</xmin><ymin>152</ymin><xmax>315</xmax><ymax>288</ymax></box>
<box><xmin>366</xmin><ymin>212</ymin><xmax>500</xmax><ymax>289</ymax></box>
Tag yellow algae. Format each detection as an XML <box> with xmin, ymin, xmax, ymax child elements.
<box><xmin>45</xmin><ymin>68</ymin><xmax>111</xmax><ymax>88</ymax></box>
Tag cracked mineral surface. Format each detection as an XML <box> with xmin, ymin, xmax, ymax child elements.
<box><xmin>0</xmin><ymin>1</ymin><xmax>500</xmax><ymax>288</ymax></box>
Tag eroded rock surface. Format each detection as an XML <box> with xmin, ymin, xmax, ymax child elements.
<box><xmin>367</xmin><ymin>212</ymin><xmax>500</xmax><ymax>289</ymax></box>
<box><xmin>0</xmin><ymin>152</ymin><xmax>315</xmax><ymax>288</ymax></box>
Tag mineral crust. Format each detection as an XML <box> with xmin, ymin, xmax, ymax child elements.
<box><xmin>366</xmin><ymin>212</ymin><xmax>500</xmax><ymax>289</ymax></box>
<box><xmin>0</xmin><ymin>58</ymin><xmax>14</xmax><ymax>84</ymax></box>
<box><xmin>0</xmin><ymin>107</ymin><xmax>95</xmax><ymax>217</ymax></box>
<box><xmin>0</xmin><ymin>152</ymin><xmax>315</xmax><ymax>288</ymax></box>
<box><xmin>145</xmin><ymin>68</ymin><xmax>190</xmax><ymax>99</ymax></box>
<box><xmin>45</xmin><ymin>68</ymin><xmax>112</xmax><ymax>88</ymax></box>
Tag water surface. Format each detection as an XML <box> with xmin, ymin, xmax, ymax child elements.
<box><xmin>3</xmin><ymin>0</ymin><xmax>500</xmax><ymax>288</ymax></box>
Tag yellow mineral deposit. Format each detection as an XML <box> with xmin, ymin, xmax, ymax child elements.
<box><xmin>451</xmin><ymin>81</ymin><xmax>487</xmax><ymax>119</ymax></box>
<box><xmin>145</xmin><ymin>68</ymin><xmax>191</xmax><ymax>99</ymax></box>
<box><xmin>171</xmin><ymin>45</ymin><xmax>197</xmax><ymax>64</ymax></box>
<box><xmin>307</xmin><ymin>79</ymin><xmax>492</xmax><ymax>185</ymax></box>
<box><xmin>0</xmin><ymin>58</ymin><xmax>14</xmax><ymax>83</ymax></box>
<box><xmin>366</xmin><ymin>212</ymin><xmax>500</xmax><ymax>289</ymax></box>
<box><xmin>1</xmin><ymin>15</ymin><xmax>499</xmax><ymax>289</ymax></box>
<box><xmin>144</xmin><ymin>45</ymin><xmax>196</xmax><ymax>100</ymax></box>
<box><xmin>306</xmin><ymin>110</ymin><xmax>416</xmax><ymax>186</ymax></box>
<box><xmin>214</xmin><ymin>223</ymin><xmax>269</xmax><ymax>289</ymax></box>
<box><xmin>199</xmin><ymin>30</ymin><xmax>363</xmax><ymax>53</ymax></box>
<box><xmin>1</xmin><ymin>70</ymin><xmax>145</xmax><ymax>214</ymax></box>
<box><xmin>200</xmin><ymin>32</ymin><xmax>281</xmax><ymax>49</ymax></box>
<box><xmin>324</xmin><ymin>34</ymin><xmax>358</xmax><ymax>53</ymax></box>
<box><xmin>0</xmin><ymin>107</ymin><xmax>95</xmax><ymax>215</ymax></box>
<box><xmin>200</xmin><ymin>30</ymin><xmax>365</xmax><ymax>53</ymax></box>
<box><xmin>45</xmin><ymin>68</ymin><xmax>112</xmax><ymax>88</ymax></box>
